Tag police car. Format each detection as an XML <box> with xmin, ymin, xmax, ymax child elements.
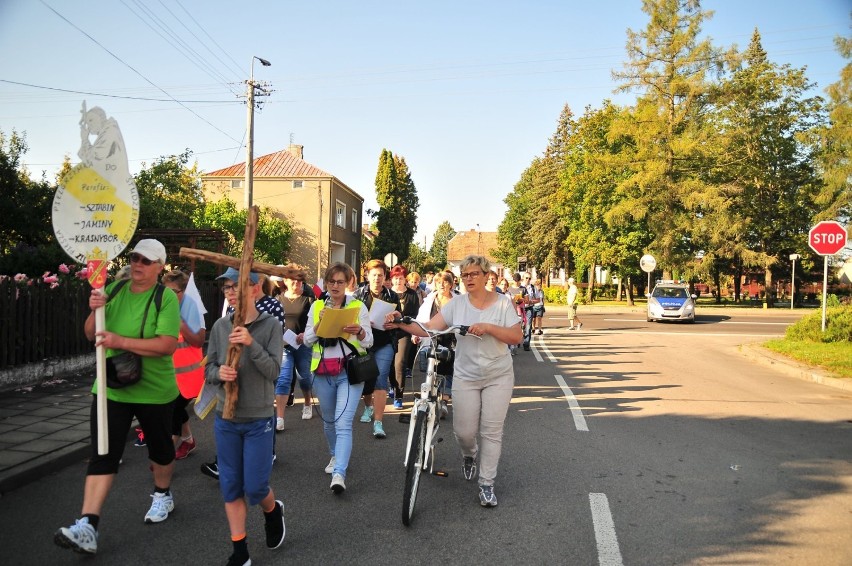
<box><xmin>647</xmin><ymin>280</ymin><xmax>696</xmax><ymax>323</ymax></box>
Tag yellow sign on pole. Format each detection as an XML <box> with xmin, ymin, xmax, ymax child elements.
<box><xmin>51</xmin><ymin>102</ymin><xmax>140</xmax><ymax>455</ymax></box>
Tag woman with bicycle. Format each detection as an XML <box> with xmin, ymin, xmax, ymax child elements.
<box><xmin>389</xmin><ymin>255</ymin><xmax>522</xmax><ymax>508</ymax></box>
<box><xmin>303</xmin><ymin>263</ymin><xmax>373</xmax><ymax>494</ymax></box>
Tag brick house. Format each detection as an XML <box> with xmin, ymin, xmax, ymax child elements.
<box><xmin>201</xmin><ymin>144</ymin><xmax>364</xmax><ymax>283</ymax></box>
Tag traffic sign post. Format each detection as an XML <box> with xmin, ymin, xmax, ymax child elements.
<box><xmin>808</xmin><ymin>221</ymin><xmax>849</xmax><ymax>331</ymax></box>
<box><xmin>640</xmin><ymin>254</ymin><xmax>656</xmax><ymax>297</ymax></box>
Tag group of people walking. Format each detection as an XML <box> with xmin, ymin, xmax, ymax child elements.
<box><xmin>53</xmin><ymin>239</ymin><xmax>529</xmax><ymax>565</ymax></box>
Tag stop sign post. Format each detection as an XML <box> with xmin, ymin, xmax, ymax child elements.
<box><xmin>807</xmin><ymin>221</ymin><xmax>849</xmax><ymax>331</ymax></box>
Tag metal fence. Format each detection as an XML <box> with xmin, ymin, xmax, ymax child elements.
<box><xmin>0</xmin><ymin>280</ymin><xmax>225</xmax><ymax>371</ymax></box>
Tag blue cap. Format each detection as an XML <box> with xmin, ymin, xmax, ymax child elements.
<box><xmin>216</xmin><ymin>266</ymin><xmax>259</xmax><ymax>284</ymax></box>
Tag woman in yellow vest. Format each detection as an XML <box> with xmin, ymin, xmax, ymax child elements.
<box><xmin>161</xmin><ymin>270</ymin><xmax>206</xmax><ymax>459</ymax></box>
<box><xmin>303</xmin><ymin>263</ymin><xmax>373</xmax><ymax>494</ymax></box>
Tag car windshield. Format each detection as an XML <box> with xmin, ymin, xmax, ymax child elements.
<box><xmin>653</xmin><ymin>287</ymin><xmax>688</xmax><ymax>299</ymax></box>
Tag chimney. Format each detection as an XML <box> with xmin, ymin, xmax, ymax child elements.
<box><xmin>287</xmin><ymin>144</ymin><xmax>304</xmax><ymax>159</ymax></box>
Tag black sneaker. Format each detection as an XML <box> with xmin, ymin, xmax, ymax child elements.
<box><xmin>264</xmin><ymin>500</ymin><xmax>285</xmax><ymax>549</ymax></box>
<box><xmin>462</xmin><ymin>456</ymin><xmax>477</xmax><ymax>481</ymax></box>
<box><xmin>200</xmin><ymin>461</ymin><xmax>219</xmax><ymax>480</ymax></box>
<box><xmin>226</xmin><ymin>552</ymin><xmax>250</xmax><ymax>566</ymax></box>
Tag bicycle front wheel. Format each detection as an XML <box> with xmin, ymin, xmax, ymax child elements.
<box><xmin>402</xmin><ymin>409</ymin><xmax>429</xmax><ymax>526</ymax></box>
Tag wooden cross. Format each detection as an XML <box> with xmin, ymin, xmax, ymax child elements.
<box><xmin>179</xmin><ymin>206</ymin><xmax>302</xmax><ymax>419</ymax></box>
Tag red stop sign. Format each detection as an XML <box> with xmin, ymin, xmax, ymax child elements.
<box><xmin>808</xmin><ymin>221</ymin><xmax>848</xmax><ymax>256</ymax></box>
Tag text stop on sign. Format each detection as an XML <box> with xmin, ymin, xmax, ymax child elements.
<box><xmin>808</xmin><ymin>221</ymin><xmax>848</xmax><ymax>256</ymax></box>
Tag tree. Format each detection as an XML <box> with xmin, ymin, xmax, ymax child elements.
<box><xmin>611</xmin><ymin>0</ymin><xmax>720</xmax><ymax>276</ymax></box>
<box><xmin>496</xmin><ymin>163</ymin><xmax>536</xmax><ymax>269</ymax></box>
<box><xmin>812</xmin><ymin>32</ymin><xmax>852</xmax><ymax>223</ymax></box>
<box><xmin>710</xmin><ymin>29</ymin><xmax>824</xmax><ymax>303</ymax></box>
<box><xmin>134</xmin><ymin>150</ymin><xmax>205</xmax><ymax>230</ymax></box>
<box><xmin>193</xmin><ymin>196</ymin><xmax>291</xmax><ymax>265</ymax></box>
<box><xmin>563</xmin><ymin>102</ymin><xmax>650</xmax><ymax>303</ymax></box>
<box><xmin>371</xmin><ymin>149</ymin><xmax>419</xmax><ymax>264</ymax></box>
<box><xmin>429</xmin><ymin>221</ymin><xmax>456</xmax><ymax>267</ymax></box>
<box><xmin>0</xmin><ymin>129</ymin><xmax>65</xmax><ymax>275</ymax></box>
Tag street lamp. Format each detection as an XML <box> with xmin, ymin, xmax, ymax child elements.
<box><xmin>245</xmin><ymin>56</ymin><xmax>271</xmax><ymax>209</ymax></box>
<box><xmin>789</xmin><ymin>253</ymin><xmax>801</xmax><ymax>309</ymax></box>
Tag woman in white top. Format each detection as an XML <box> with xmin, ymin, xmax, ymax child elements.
<box><xmin>388</xmin><ymin>255</ymin><xmax>521</xmax><ymax>508</ymax></box>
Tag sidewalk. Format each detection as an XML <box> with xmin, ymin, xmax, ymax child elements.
<box><xmin>0</xmin><ymin>372</ymin><xmax>96</xmax><ymax>495</ymax></box>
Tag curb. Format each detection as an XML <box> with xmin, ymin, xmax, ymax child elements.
<box><xmin>0</xmin><ymin>442</ymin><xmax>90</xmax><ymax>496</ymax></box>
<box><xmin>739</xmin><ymin>342</ymin><xmax>851</xmax><ymax>392</ymax></box>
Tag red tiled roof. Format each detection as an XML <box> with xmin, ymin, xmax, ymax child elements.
<box><xmin>447</xmin><ymin>230</ymin><xmax>499</xmax><ymax>263</ymax></box>
<box><xmin>202</xmin><ymin>148</ymin><xmax>332</xmax><ymax>178</ymax></box>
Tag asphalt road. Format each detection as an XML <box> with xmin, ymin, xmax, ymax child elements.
<box><xmin>2</xmin><ymin>310</ymin><xmax>850</xmax><ymax>565</ymax></box>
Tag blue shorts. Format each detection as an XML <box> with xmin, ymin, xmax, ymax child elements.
<box><xmin>214</xmin><ymin>414</ymin><xmax>274</xmax><ymax>505</ymax></box>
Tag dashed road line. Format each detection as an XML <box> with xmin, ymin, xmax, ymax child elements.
<box><xmin>534</xmin><ymin>335</ymin><xmax>556</xmax><ymax>362</ymax></box>
<box><xmin>554</xmin><ymin>374</ymin><xmax>588</xmax><ymax>432</ymax></box>
<box><xmin>589</xmin><ymin>493</ymin><xmax>624</xmax><ymax>566</ymax></box>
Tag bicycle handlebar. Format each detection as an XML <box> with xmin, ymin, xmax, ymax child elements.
<box><xmin>393</xmin><ymin>316</ymin><xmax>479</xmax><ymax>339</ymax></box>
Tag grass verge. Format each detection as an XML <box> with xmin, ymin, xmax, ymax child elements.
<box><xmin>763</xmin><ymin>339</ymin><xmax>852</xmax><ymax>379</ymax></box>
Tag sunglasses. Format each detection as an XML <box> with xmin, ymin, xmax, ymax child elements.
<box><xmin>129</xmin><ymin>253</ymin><xmax>154</xmax><ymax>266</ymax></box>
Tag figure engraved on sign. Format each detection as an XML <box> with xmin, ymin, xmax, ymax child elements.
<box><xmin>78</xmin><ymin>103</ymin><xmax>130</xmax><ymax>190</ymax></box>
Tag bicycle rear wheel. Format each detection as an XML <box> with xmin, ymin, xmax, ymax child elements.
<box><xmin>402</xmin><ymin>409</ymin><xmax>428</xmax><ymax>526</ymax></box>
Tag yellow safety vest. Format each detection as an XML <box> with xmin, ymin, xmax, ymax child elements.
<box><xmin>310</xmin><ymin>298</ymin><xmax>367</xmax><ymax>372</ymax></box>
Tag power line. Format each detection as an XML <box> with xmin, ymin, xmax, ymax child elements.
<box><xmin>39</xmin><ymin>0</ymin><xmax>242</xmax><ymax>144</ymax></box>
<box><xmin>0</xmin><ymin>79</ymin><xmax>235</xmax><ymax>103</ymax></box>
<box><xmin>170</xmin><ymin>0</ymin><xmax>246</xmax><ymax>82</ymax></box>
<box><xmin>120</xmin><ymin>0</ymin><xmax>242</xmax><ymax>96</ymax></box>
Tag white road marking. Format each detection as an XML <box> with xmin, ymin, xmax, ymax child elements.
<box><xmin>531</xmin><ymin>343</ymin><xmax>543</xmax><ymax>362</ymax></box>
<box><xmin>546</xmin><ymin>328</ymin><xmax>781</xmax><ymax>338</ymax></box>
<box><xmin>589</xmin><ymin>493</ymin><xmax>624</xmax><ymax>566</ymax></box>
<box><xmin>535</xmin><ymin>335</ymin><xmax>556</xmax><ymax>362</ymax></box>
<box><xmin>554</xmin><ymin>374</ymin><xmax>588</xmax><ymax>432</ymax></box>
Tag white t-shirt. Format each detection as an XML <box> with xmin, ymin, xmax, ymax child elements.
<box><xmin>439</xmin><ymin>293</ymin><xmax>520</xmax><ymax>382</ymax></box>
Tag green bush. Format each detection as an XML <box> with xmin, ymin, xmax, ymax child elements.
<box><xmin>784</xmin><ymin>305</ymin><xmax>852</xmax><ymax>343</ymax></box>
<box><xmin>543</xmin><ymin>286</ymin><xmax>566</xmax><ymax>304</ymax></box>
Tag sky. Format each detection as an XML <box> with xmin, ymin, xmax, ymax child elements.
<box><xmin>1</xmin><ymin>0</ymin><xmax>848</xmax><ymax>249</ymax></box>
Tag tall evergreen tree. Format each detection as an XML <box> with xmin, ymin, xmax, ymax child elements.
<box><xmin>812</xmin><ymin>33</ymin><xmax>852</xmax><ymax>223</ymax></box>
<box><xmin>372</xmin><ymin>149</ymin><xmax>419</xmax><ymax>263</ymax></box>
<box><xmin>711</xmin><ymin>29</ymin><xmax>824</xmax><ymax>302</ymax></box>
<box><xmin>611</xmin><ymin>0</ymin><xmax>720</xmax><ymax>276</ymax></box>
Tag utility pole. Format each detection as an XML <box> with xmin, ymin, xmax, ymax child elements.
<box><xmin>245</xmin><ymin>56</ymin><xmax>272</xmax><ymax>209</ymax></box>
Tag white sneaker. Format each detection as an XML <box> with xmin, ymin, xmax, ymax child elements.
<box><xmin>275</xmin><ymin>417</ymin><xmax>285</xmax><ymax>431</ymax></box>
<box><xmin>55</xmin><ymin>517</ymin><xmax>98</xmax><ymax>554</ymax></box>
<box><xmin>568</xmin><ymin>326</ymin><xmax>575</xmax><ymax>330</ymax></box>
<box><xmin>330</xmin><ymin>473</ymin><xmax>346</xmax><ymax>494</ymax></box>
<box><xmin>301</xmin><ymin>405</ymin><xmax>313</xmax><ymax>420</ymax></box>
<box><xmin>324</xmin><ymin>457</ymin><xmax>336</xmax><ymax>474</ymax></box>
<box><xmin>576</xmin><ymin>323</ymin><xmax>582</xmax><ymax>331</ymax></box>
<box><xmin>144</xmin><ymin>491</ymin><xmax>174</xmax><ymax>523</ymax></box>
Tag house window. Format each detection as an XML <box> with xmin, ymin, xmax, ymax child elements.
<box><xmin>230</xmin><ymin>180</ymin><xmax>243</xmax><ymax>189</ymax></box>
<box><xmin>351</xmin><ymin>249</ymin><xmax>357</xmax><ymax>268</ymax></box>
<box><xmin>292</xmin><ymin>180</ymin><xmax>303</xmax><ymax>189</ymax></box>
<box><xmin>351</xmin><ymin>209</ymin><xmax>358</xmax><ymax>233</ymax></box>
<box><xmin>335</xmin><ymin>201</ymin><xmax>346</xmax><ymax>229</ymax></box>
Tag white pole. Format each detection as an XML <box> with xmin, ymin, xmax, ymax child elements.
<box><xmin>95</xmin><ymin>294</ymin><xmax>108</xmax><ymax>455</ymax></box>
<box><xmin>821</xmin><ymin>256</ymin><xmax>828</xmax><ymax>332</ymax></box>
<box><xmin>790</xmin><ymin>258</ymin><xmax>795</xmax><ymax>310</ymax></box>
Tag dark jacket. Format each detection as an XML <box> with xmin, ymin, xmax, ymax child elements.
<box><xmin>352</xmin><ymin>286</ymin><xmax>401</xmax><ymax>351</ymax></box>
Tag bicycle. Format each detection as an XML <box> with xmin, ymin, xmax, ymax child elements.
<box><xmin>396</xmin><ymin>316</ymin><xmax>476</xmax><ymax>526</ymax></box>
